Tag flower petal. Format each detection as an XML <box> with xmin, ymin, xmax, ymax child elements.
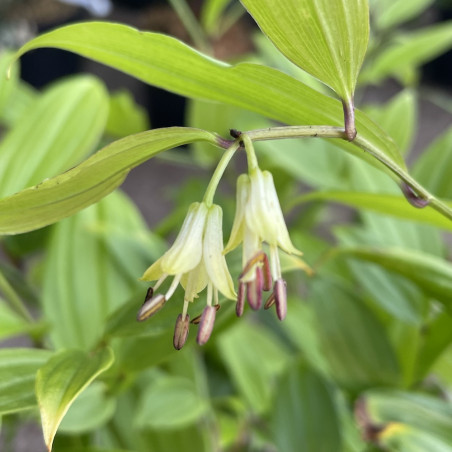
<box><xmin>262</xmin><ymin>171</ymin><xmax>302</xmax><ymax>255</ymax></box>
<box><xmin>245</xmin><ymin>168</ymin><xmax>279</xmax><ymax>243</ymax></box>
<box><xmin>181</xmin><ymin>260</ymin><xmax>208</xmax><ymax>302</ymax></box>
<box><xmin>141</xmin><ymin>258</ymin><xmax>165</xmax><ymax>281</ymax></box>
<box><xmin>161</xmin><ymin>202</ymin><xmax>207</xmax><ymax>275</ymax></box>
<box><xmin>204</xmin><ymin>205</ymin><xmax>236</xmax><ymax>299</ymax></box>
<box><xmin>223</xmin><ymin>174</ymin><xmax>249</xmax><ymax>254</ymax></box>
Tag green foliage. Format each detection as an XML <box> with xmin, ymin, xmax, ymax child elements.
<box><xmin>1</xmin><ymin>1</ymin><xmax>452</xmax><ymax>451</ymax></box>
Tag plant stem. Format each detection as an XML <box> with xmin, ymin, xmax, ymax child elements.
<box><xmin>167</xmin><ymin>0</ymin><xmax>211</xmax><ymax>54</ymax></box>
<box><xmin>0</xmin><ymin>270</ymin><xmax>33</xmax><ymax>322</ymax></box>
<box><xmin>213</xmin><ymin>124</ymin><xmax>452</xmax><ymax>221</ymax></box>
<box><xmin>203</xmin><ymin>141</ymin><xmax>240</xmax><ymax>206</ymax></box>
<box><xmin>245</xmin><ymin>125</ymin><xmax>346</xmax><ymax>141</ymax></box>
<box><xmin>241</xmin><ymin>133</ymin><xmax>259</xmax><ymax>171</ymax></box>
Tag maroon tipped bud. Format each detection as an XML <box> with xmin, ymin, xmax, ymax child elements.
<box><xmin>264</xmin><ymin>292</ymin><xmax>276</xmax><ymax>310</ymax></box>
<box><xmin>246</xmin><ymin>268</ymin><xmax>263</xmax><ymax>310</ymax></box>
<box><xmin>274</xmin><ymin>279</ymin><xmax>287</xmax><ymax>321</ymax></box>
<box><xmin>196</xmin><ymin>306</ymin><xmax>217</xmax><ymax>346</ymax></box>
<box><xmin>137</xmin><ymin>294</ymin><xmax>166</xmax><ymax>322</ymax></box>
<box><xmin>173</xmin><ymin>314</ymin><xmax>190</xmax><ymax>350</ymax></box>
<box><xmin>236</xmin><ymin>282</ymin><xmax>246</xmax><ymax>317</ymax></box>
<box><xmin>262</xmin><ymin>253</ymin><xmax>273</xmax><ymax>291</ymax></box>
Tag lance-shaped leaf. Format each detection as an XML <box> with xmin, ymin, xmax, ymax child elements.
<box><xmin>36</xmin><ymin>347</ymin><xmax>114</xmax><ymax>452</ymax></box>
<box><xmin>0</xmin><ymin>348</ymin><xmax>52</xmax><ymax>414</ymax></box>
<box><xmin>292</xmin><ymin>191</ymin><xmax>452</xmax><ymax>231</ymax></box>
<box><xmin>7</xmin><ymin>22</ymin><xmax>452</xmax><ymax>222</ymax></box>
<box><xmin>338</xmin><ymin>246</ymin><xmax>452</xmax><ymax>309</ymax></box>
<box><xmin>0</xmin><ymin>128</ymin><xmax>217</xmax><ymax>235</ymax></box>
<box><xmin>270</xmin><ymin>361</ymin><xmax>341</xmax><ymax>452</ymax></box>
<box><xmin>363</xmin><ymin>390</ymin><xmax>452</xmax><ymax>447</ymax></box>
<box><xmin>241</xmin><ymin>0</ymin><xmax>369</xmax><ymax>104</ymax></box>
<box><xmin>7</xmin><ymin>22</ymin><xmax>400</xmax><ymax>169</ymax></box>
<box><xmin>0</xmin><ymin>75</ymin><xmax>108</xmax><ymax>198</ymax></box>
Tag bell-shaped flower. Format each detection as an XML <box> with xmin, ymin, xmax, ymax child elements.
<box><xmin>224</xmin><ymin>168</ymin><xmax>307</xmax><ymax>320</ymax></box>
<box><xmin>138</xmin><ymin>202</ymin><xmax>235</xmax><ymax>349</ymax></box>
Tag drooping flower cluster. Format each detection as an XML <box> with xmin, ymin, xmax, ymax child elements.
<box><xmin>224</xmin><ymin>168</ymin><xmax>304</xmax><ymax>320</ymax></box>
<box><xmin>137</xmin><ymin>137</ymin><xmax>308</xmax><ymax>350</ymax></box>
<box><xmin>138</xmin><ymin>202</ymin><xmax>235</xmax><ymax>349</ymax></box>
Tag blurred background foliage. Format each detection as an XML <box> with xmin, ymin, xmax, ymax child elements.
<box><xmin>1</xmin><ymin>1</ymin><xmax>452</xmax><ymax>451</ymax></box>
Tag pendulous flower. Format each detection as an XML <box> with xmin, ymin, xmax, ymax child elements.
<box><xmin>224</xmin><ymin>168</ymin><xmax>307</xmax><ymax>320</ymax></box>
<box><xmin>137</xmin><ymin>202</ymin><xmax>236</xmax><ymax>349</ymax></box>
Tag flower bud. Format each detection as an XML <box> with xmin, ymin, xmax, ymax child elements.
<box><xmin>236</xmin><ymin>282</ymin><xmax>246</xmax><ymax>317</ymax></box>
<box><xmin>173</xmin><ymin>314</ymin><xmax>190</xmax><ymax>350</ymax></box>
<box><xmin>136</xmin><ymin>294</ymin><xmax>166</xmax><ymax>322</ymax></box>
<box><xmin>274</xmin><ymin>279</ymin><xmax>287</xmax><ymax>321</ymax></box>
<box><xmin>246</xmin><ymin>267</ymin><xmax>263</xmax><ymax>310</ymax></box>
<box><xmin>196</xmin><ymin>306</ymin><xmax>217</xmax><ymax>346</ymax></box>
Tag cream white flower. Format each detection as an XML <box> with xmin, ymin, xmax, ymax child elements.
<box><xmin>138</xmin><ymin>202</ymin><xmax>235</xmax><ymax>349</ymax></box>
<box><xmin>224</xmin><ymin>168</ymin><xmax>306</xmax><ymax>320</ymax></box>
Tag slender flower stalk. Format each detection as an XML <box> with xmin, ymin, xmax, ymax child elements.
<box><xmin>137</xmin><ymin>143</ymin><xmax>240</xmax><ymax>349</ymax></box>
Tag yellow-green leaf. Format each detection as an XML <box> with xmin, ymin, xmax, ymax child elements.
<box><xmin>241</xmin><ymin>0</ymin><xmax>369</xmax><ymax>102</ymax></box>
<box><xmin>0</xmin><ymin>75</ymin><xmax>108</xmax><ymax>198</ymax></box>
<box><xmin>36</xmin><ymin>347</ymin><xmax>114</xmax><ymax>451</ymax></box>
<box><xmin>0</xmin><ymin>128</ymin><xmax>217</xmax><ymax>235</ymax></box>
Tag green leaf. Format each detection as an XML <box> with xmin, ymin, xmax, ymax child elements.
<box><xmin>241</xmin><ymin>0</ymin><xmax>369</xmax><ymax>102</ymax></box>
<box><xmin>337</xmin><ymin>246</ymin><xmax>452</xmax><ymax>308</ymax></box>
<box><xmin>0</xmin><ymin>299</ymin><xmax>36</xmax><ymax>341</ymax></box>
<box><xmin>415</xmin><ymin>310</ymin><xmax>452</xmax><ymax>380</ymax></box>
<box><xmin>293</xmin><ymin>191</ymin><xmax>452</xmax><ymax>232</ymax></box>
<box><xmin>0</xmin><ymin>75</ymin><xmax>109</xmax><ymax>198</ymax></box>
<box><xmin>0</xmin><ymin>79</ymin><xmax>37</xmax><ymax>128</ymax></box>
<box><xmin>105</xmin><ymin>90</ymin><xmax>149</xmax><ymax>138</ymax></box>
<box><xmin>0</xmin><ymin>51</ymin><xmax>18</xmax><ymax>115</ymax></box>
<box><xmin>135</xmin><ymin>376</ymin><xmax>209</xmax><ymax>429</ymax></box>
<box><xmin>412</xmin><ymin>126</ymin><xmax>452</xmax><ymax>198</ymax></box>
<box><xmin>0</xmin><ymin>348</ymin><xmax>52</xmax><ymax>414</ymax></box>
<box><xmin>201</xmin><ymin>0</ymin><xmax>232</xmax><ymax>34</ymax></box>
<box><xmin>36</xmin><ymin>347</ymin><xmax>114</xmax><ymax>452</ymax></box>
<box><xmin>270</xmin><ymin>361</ymin><xmax>341</xmax><ymax>452</ymax></box>
<box><xmin>310</xmin><ymin>280</ymin><xmax>400</xmax><ymax>390</ymax></box>
<box><xmin>58</xmin><ymin>382</ymin><xmax>116</xmax><ymax>434</ymax></box>
<box><xmin>8</xmin><ymin>22</ymin><xmax>452</xmax><ymax>221</ymax></box>
<box><xmin>372</xmin><ymin>0</ymin><xmax>435</xmax><ymax>30</ymax></box>
<box><xmin>8</xmin><ymin>23</ymin><xmax>401</xmax><ymax>170</ymax></box>
<box><xmin>360</xmin><ymin>21</ymin><xmax>452</xmax><ymax>84</ymax></box>
<box><xmin>0</xmin><ymin>127</ymin><xmax>216</xmax><ymax>235</ymax></box>
<box><xmin>379</xmin><ymin>426</ymin><xmax>452</xmax><ymax>452</ymax></box>
<box><xmin>365</xmin><ymin>390</ymin><xmax>452</xmax><ymax>446</ymax></box>
<box><xmin>217</xmin><ymin>321</ymin><xmax>290</xmax><ymax>413</ymax></box>
<box><xmin>365</xmin><ymin>89</ymin><xmax>417</xmax><ymax>154</ymax></box>
<box><xmin>42</xmin><ymin>191</ymin><xmax>156</xmax><ymax>350</ymax></box>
